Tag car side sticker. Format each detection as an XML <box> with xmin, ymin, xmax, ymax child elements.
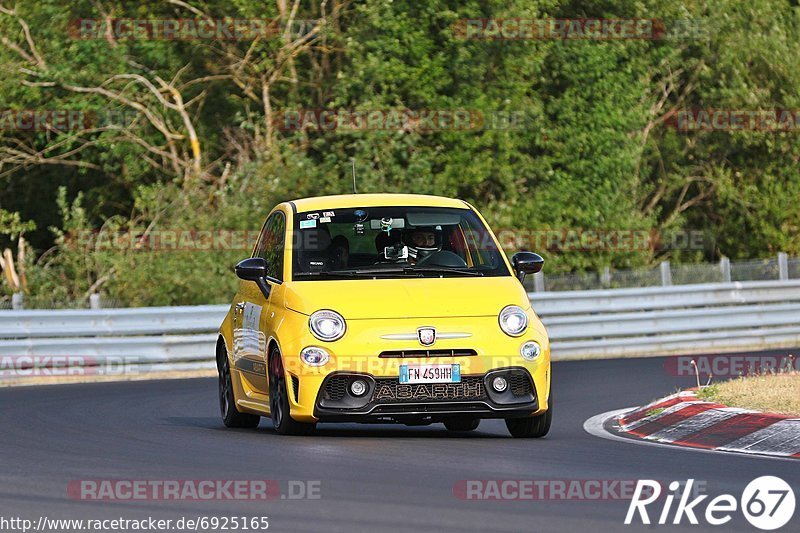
<box><xmin>323</xmin><ymin>211</ymin><xmax>335</xmax><ymax>217</ymax></box>
<box><xmin>320</xmin><ymin>216</ymin><xmax>331</xmax><ymax>223</ymax></box>
<box><xmin>243</xmin><ymin>303</ymin><xmax>261</xmax><ymax>330</ymax></box>
<box><xmin>241</xmin><ymin>303</ymin><xmax>265</xmax><ymax>356</ymax></box>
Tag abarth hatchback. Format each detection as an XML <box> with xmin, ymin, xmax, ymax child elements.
<box><xmin>217</xmin><ymin>194</ymin><xmax>550</xmax><ymax>437</ymax></box>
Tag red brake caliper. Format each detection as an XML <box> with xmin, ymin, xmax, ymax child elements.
<box><xmin>270</xmin><ymin>354</ymin><xmax>283</xmax><ymax>381</ymax></box>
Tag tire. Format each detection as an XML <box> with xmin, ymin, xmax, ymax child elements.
<box><xmin>444</xmin><ymin>418</ymin><xmax>480</xmax><ymax>432</ymax></box>
<box><xmin>269</xmin><ymin>346</ymin><xmax>316</xmax><ymax>436</ymax></box>
<box><xmin>505</xmin><ymin>390</ymin><xmax>552</xmax><ymax>438</ymax></box>
<box><xmin>218</xmin><ymin>347</ymin><xmax>260</xmax><ymax>429</ymax></box>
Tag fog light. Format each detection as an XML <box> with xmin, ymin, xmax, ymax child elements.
<box><xmin>520</xmin><ymin>341</ymin><xmax>541</xmax><ymax>361</ymax></box>
<box><xmin>300</xmin><ymin>346</ymin><xmax>330</xmax><ymax>367</ymax></box>
<box><xmin>492</xmin><ymin>376</ymin><xmax>508</xmax><ymax>392</ymax></box>
<box><xmin>350</xmin><ymin>379</ymin><xmax>368</xmax><ymax>397</ymax></box>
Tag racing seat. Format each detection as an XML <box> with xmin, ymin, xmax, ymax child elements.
<box><xmin>297</xmin><ymin>226</ymin><xmax>332</xmax><ymax>272</ymax></box>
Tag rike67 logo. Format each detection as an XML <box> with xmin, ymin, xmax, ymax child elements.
<box><xmin>626</xmin><ymin>477</ymin><xmax>795</xmax><ymax>530</ymax></box>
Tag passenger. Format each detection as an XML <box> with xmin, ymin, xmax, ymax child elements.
<box><xmin>329</xmin><ymin>235</ymin><xmax>350</xmax><ymax>269</ymax></box>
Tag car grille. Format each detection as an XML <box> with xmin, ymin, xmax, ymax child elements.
<box><xmin>378</xmin><ymin>349</ymin><xmax>478</xmax><ymax>358</ymax></box>
<box><xmin>291</xmin><ymin>375</ymin><xmax>300</xmax><ymax>402</ymax></box>
<box><xmin>322</xmin><ymin>375</ymin><xmax>350</xmax><ymax>401</ymax></box>
<box><xmin>509</xmin><ymin>372</ymin><xmax>533</xmax><ymax>396</ymax></box>
<box><xmin>370</xmin><ymin>376</ymin><xmax>486</xmax><ymax>403</ymax></box>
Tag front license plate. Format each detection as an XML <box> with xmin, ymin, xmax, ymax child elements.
<box><xmin>399</xmin><ymin>364</ymin><xmax>461</xmax><ymax>384</ymax></box>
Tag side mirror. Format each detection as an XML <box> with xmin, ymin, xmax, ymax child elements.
<box><xmin>235</xmin><ymin>257</ymin><xmax>272</xmax><ymax>297</ymax></box>
<box><xmin>235</xmin><ymin>257</ymin><xmax>269</xmax><ymax>280</ymax></box>
<box><xmin>511</xmin><ymin>252</ymin><xmax>544</xmax><ymax>283</ymax></box>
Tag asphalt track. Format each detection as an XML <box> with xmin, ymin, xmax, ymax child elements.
<box><xmin>1</xmin><ymin>356</ymin><xmax>798</xmax><ymax>533</ymax></box>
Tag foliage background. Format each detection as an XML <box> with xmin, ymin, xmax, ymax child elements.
<box><xmin>0</xmin><ymin>0</ymin><xmax>798</xmax><ymax>306</ymax></box>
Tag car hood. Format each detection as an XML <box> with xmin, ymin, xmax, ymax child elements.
<box><xmin>283</xmin><ymin>277</ymin><xmax>530</xmax><ymax>319</ymax></box>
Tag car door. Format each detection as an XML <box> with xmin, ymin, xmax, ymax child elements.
<box><xmin>232</xmin><ymin>210</ymin><xmax>286</xmax><ymax>395</ymax></box>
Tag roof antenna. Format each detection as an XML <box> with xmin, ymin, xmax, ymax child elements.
<box><xmin>351</xmin><ymin>158</ymin><xmax>358</xmax><ymax>194</ymax></box>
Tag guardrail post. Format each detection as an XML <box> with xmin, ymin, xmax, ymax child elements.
<box><xmin>533</xmin><ymin>271</ymin><xmax>545</xmax><ymax>292</ymax></box>
<box><xmin>89</xmin><ymin>293</ymin><xmax>101</xmax><ymax>309</ymax></box>
<box><xmin>660</xmin><ymin>261</ymin><xmax>672</xmax><ymax>286</ymax></box>
<box><xmin>11</xmin><ymin>292</ymin><xmax>23</xmax><ymax>310</ymax></box>
<box><xmin>720</xmin><ymin>256</ymin><xmax>731</xmax><ymax>283</ymax></box>
<box><xmin>778</xmin><ymin>252</ymin><xmax>789</xmax><ymax>281</ymax></box>
<box><xmin>600</xmin><ymin>266</ymin><xmax>611</xmax><ymax>286</ymax></box>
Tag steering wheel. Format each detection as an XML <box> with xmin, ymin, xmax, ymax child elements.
<box><xmin>416</xmin><ymin>250</ymin><xmax>468</xmax><ymax>268</ymax></box>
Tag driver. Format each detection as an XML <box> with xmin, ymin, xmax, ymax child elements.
<box><xmin>405</xmin><ymin>227</ymin><xmax>441</xmax><ymax>263</ymax></box>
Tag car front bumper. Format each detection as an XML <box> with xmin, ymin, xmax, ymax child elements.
<box><xmin>311</xmin><ymin>366</ymin><xmax>539</xmax><ymax>423</ymax></box>
<box><xmin>274</xmin><ymin>314</ymin><xmax>551</xmax><ymax>423</ymax></box>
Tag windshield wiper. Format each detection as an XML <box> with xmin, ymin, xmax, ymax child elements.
<box><xmin>294</xmin><ymin>268</ymin><xmax>416</xmax><ymax>278</ymax></box>
<box><xmin>293</xmin><ymin>270</ymin><xmax>360</xmax><ymax>278</ymax></box>
<box><xmin>403</xmin><ymin>266</ymin><xmax>483</xmax><ymax>277</ymax></box>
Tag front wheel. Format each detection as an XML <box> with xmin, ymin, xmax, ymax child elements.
<box><xmin>219</xmin><ymin>350</ymin><xmax>260</xmax><ymax>429</ymax></box>
<box><xmin>505</xmin><ymin>391</ymin><xmax>552</xmax><ymax>438</ymax></box>
<box><xmin>269</xmin><ymin>347</ymin><xmax>316</xmax><ymax>435</ymax></box>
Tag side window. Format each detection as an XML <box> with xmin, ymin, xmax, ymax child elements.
<box><xmin>255</xmin><ymin>212</ymin><xmax>286</xmax><ymax>281</ymax></box>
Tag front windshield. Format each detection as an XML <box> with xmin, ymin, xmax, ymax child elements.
<box><xmin>291</xmin><ymin>206</ymin><xmax>510</xmax><ymax>279</ymax></box>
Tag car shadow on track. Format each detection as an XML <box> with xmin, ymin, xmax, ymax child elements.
<box><xmin>162</xmin><ymin>416</ymin><xmax>514</xmax><ymax>438</ymax></box>
<box><xmin>307</xmin><ymin>426</ymin><xmax>507</xmax><ymax>439</ymax></box>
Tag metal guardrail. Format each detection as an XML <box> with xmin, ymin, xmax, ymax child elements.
<box><xmin>0</xmin><ymin>305</ymin><xmax>226</xmax><ymax>338</ymax></box>
<box><xmin>526</xmin><ymin>253</ymin><xmax>798</xmax><ymax>292</ymax></box>
<box><xmin>1</xmin><ymin>281</ymin><xmax>799</xmax><ymax>373</ymax></box>
<box><xmin>534</xmin><ymin>280</ymin><xmax>800</xmax><ymax>357</ymax></box>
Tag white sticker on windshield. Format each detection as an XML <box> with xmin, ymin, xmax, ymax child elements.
<box><xmin>320</xmin><ymin>216</ymin><xmax>331</xmax><ymax>223</ymax></box>
<box><xmin>323</xmin><ymin>211</ymin><xmax>335</xmax><ymax>217</ymax></box>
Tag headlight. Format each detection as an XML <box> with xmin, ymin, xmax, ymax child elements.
<box><xmin>499</xmin><ymin>305</ymin><xmax>528</xmax><ymax>337</ymax></box>
<box><xmin>300</xmin><ymin>346</ymin><xmax>330</xmax><ymax>367</ymax></box>
<box><xmin>520</xmin><ymin>341</ymin><xmax>541</xmax><ymax>361</ymax></box>
<box><xmin>309</xmin><ymin>310</ymin><xmax>346</xmax><ymax>341</ymax></box>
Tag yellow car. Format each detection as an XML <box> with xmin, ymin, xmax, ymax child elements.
<box><xmin>216</xmin><ymin>193</ymin><xmax>551</xmax><ymax>437</ymax></box>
